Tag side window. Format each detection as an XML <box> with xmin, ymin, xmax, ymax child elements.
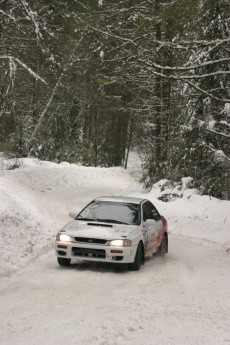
<box><xmin>152</xmin><ymin>204</ymin><xmax>161</xmax><ymax>221</ymax></box>
<box><xmin>142</xmin><ymin>201</ymin><xmax>161</xmax><ymax>221</ymax></box>
<box><xmin>142</xmin><ymin>201</ymin><xmax>154</xmax><ymax>221</ymax></box>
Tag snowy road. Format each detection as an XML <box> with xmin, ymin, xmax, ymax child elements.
<box><xmin>1</xmin><ymin>236</ymin><xmax>230</xmax><ymax>345</ymax></box>
<box><xmin>0</xmin><ymin>158</ymin><xmax>230</xmax><ymax>345</ymax></box>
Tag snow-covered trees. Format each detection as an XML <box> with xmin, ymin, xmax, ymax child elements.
<box><xmin>176</xmin><ymin>0</ymin><xmax>230</xmax><ymax>197</ymax></box>
<box><xmin>0</xmin><ymin>0</ymin><xmax>229</xmax><ymax>198</ymax></box>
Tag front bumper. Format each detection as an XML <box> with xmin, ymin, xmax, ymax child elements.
<box><xmin>55</xmin><ymin>241</ymin><xmax>136</xmax><ymax>264</ymax></box>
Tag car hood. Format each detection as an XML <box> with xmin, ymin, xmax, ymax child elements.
<box><xmin>60</xmin><ymin>220</ymin><xmax>138</xmax><ymax>239</ymax></box>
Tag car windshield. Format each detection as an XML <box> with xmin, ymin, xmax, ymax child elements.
<box><xmin>76</xmin><ymin>201</ymin><xmax>140</xmax><ymax>225</ymax></box>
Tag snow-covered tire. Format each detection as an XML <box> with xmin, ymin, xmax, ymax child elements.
<box><xmin>128</xmin><ymin>242</ymin><xmax>143</xmax><ymax>271</ymax></box>
<box><xmin>159</xmin><ymin>235</ymin><xmax>167</xmax><ymax>257</ymax></box>
<box><xmin>57</xmin><ymin>257</ymin><xmax>71</xmax><ymax>266</ymax></box>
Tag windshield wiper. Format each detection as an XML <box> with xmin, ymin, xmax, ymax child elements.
<box><xmin>96</xmin><ymin>218</ymin><xmax>129</xmax><ymax>225</ymax></box>
<box><xmin>75</xmin><ymin>217</ymin><xmax>99</xmax><ymax>221</ymax></box>
<box><xmin>76</xmin><ymin>217</ymin><xmax>129</xmax><ymax>225</ymax></box>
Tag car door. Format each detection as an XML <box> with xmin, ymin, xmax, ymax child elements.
<box><xmin>142</xmin><ymin>201</ymin><xmax>162</xmax><ymax>255</ymax></box>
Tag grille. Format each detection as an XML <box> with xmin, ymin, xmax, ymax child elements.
<box><xmin>74</xmin><ymin>237</ymin><xmax>107</xmax><ymax>244</ymax></box>
<box><xmin>72</xmin><ymin>247</ymin><xmax>106</xmax><ymax>259</ymax></box>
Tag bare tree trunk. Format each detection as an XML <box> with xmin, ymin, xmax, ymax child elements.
<box><xmin>124</xmin><ymin>116</ymin><xmax>133</xmax><ymax>169</ymax></box>
<box><xmin>154</xmin><ymin>0</ymin><xmax>162</xmax><ymax>168</ymax></box>
<box><xmin>30</xmin><ymin>73</ymin><xmax>63</xmax><ymax>141</ymax></box>
<box><xmin>29</xmin><ymin>41</ymin><xmax>81</xmax><ymax>142</ymax></box>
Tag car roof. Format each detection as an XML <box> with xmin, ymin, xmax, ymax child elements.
<box><xmin>94</xmin><ymin>196</ymin><xmax>147</xmax><ymax>204</ymax></box>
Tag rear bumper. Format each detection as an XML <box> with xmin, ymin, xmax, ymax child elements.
<box><xmin>55</xmin><ymin>241</ymin><xmax>137</xmax><ymax>264</ymax></box>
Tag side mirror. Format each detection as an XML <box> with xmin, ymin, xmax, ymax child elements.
<box><xmin>144</xmin><ymin>218</ymin><xmax>156</xmax><ymax>227</ymax></box>
<box><xmin>69</xmin><ymin>212</ymin><xmax>77</xmax><ymax>219</ymax></box>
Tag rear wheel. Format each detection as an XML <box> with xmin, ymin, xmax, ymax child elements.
<box><xmin>128</xmin><ymin>243</ymin><xmax>143</xmax><ymax>271</ymax></box>
<box><xmin>159</xmin><ymin>235</ymin><xmax>167</xmax><ymax>257</ymax></box>
<box><xmin>57</xmin><ymin>257</ymin><xmax>71</xmax><ymax>266</ymax></box>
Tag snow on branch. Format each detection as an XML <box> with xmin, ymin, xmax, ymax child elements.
<box><xmin>20</xmin><ymin>0</ymin><xmax>42</xmax><ymax>40</ymax></box>
<box><xmin>137</xmin><ymin>58</ymin><xmax>230</xmax><ymax>73</ymax></box>
<box><xmin>181</xmin><ymin>71</ymin><xmax>230</xmax><ymax>80</ymax></box>
<box><xmin>0</xmin><ymin>9</ymin><xmax>16</xmax><ymax>22</ymax></box>
<box><xmin>206</xmin><ymin>129</ymin><xmax>230</xmax><ymax>139</ymax></box>
<box><xmin>139</xmin><ymin>38</ymin><xmax>230</xmax><ymax>50</ymax></box>
<box><xmin>73</xmin><ymin>0</ymin><xmax>91</xmax><ymax>11</ymax></box>
<box><xmin>79</xmin><ymin>19</ymin><xmax>137</xmax><ymax>46</ymax></box>
<box><xmin>136</xmin><ymin>58</ymin><xmax>230</xmax><ymax>103</ymax></box>
<box><xmin>191</xmin><ymin>42</ymin><xmax>227</xmax><ymax>65</ymax></box>
<box><xmin>181</xmin><ymin>78</ymin><xmax>230</xmax><ymax>104</ymax></box>
<box><xmin>0</xmin><ymin>56</ymin><xmax>47</xmax><ymax>84</ymax></box>
<box><xmin>87</xmin><ymin>24</ymin><xmax>230</xmax><ymax>50</ymax></box>
<box><xmin>170</xmin><ymin>38</ymin><xmax>230</xmax><ymax>48</ymax></box>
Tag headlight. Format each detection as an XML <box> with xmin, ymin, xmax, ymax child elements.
<box><xmin>56</xmin><ymin>233</ymin><xmax>74</xmax><ymax>242</ymax></box>
<box><xmin>108</xmin><ymin>239</ymin><xmax>132</xmax><ymax>247</ymax></box>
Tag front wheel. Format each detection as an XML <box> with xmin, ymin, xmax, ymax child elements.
<box><xmin>128</xmin><ymin>243</ymin><xmax>143</xmax><ymax>271</ymax></box>
<box><xmin>57</xmin><ymin>257</ymin><xmax>71</xmax><ymax>266</ymax></box>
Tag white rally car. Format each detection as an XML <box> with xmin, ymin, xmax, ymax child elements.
<box><xmin>55</xmin><ymin>196</ymin><xmax>168</xmax><ymax>271</ymax></box>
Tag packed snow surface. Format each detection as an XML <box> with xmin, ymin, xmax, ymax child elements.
<box><xmin>0</xmin><ymin>154</ymin><xmax>230</xmax><ymax>345</ymax></box>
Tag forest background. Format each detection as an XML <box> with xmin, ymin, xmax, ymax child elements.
<box><xmin>1</xmin><ymin>0</ymin><xmax>230</xmax><ymax>199</ymax></box>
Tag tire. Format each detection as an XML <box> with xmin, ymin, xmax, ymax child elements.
<box><xmin>159</xmin><ymin>235</ymin><xmax>167</xmax><ymax>257</ymax></box>
<box><xmin>57</xmin><ymin>257</ymin><xmax>71</xmax><ymax>266</ymax></box>
<box><xmin>128</xmin><ymin>243</ymin><xmax>143</xmax><ymax>271</ymax></box>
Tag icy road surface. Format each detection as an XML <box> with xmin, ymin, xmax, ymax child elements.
<box><xmin>0</xmin><ymin>236</ymin><xmax>229</xmax><ymax>345</ymax></box>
